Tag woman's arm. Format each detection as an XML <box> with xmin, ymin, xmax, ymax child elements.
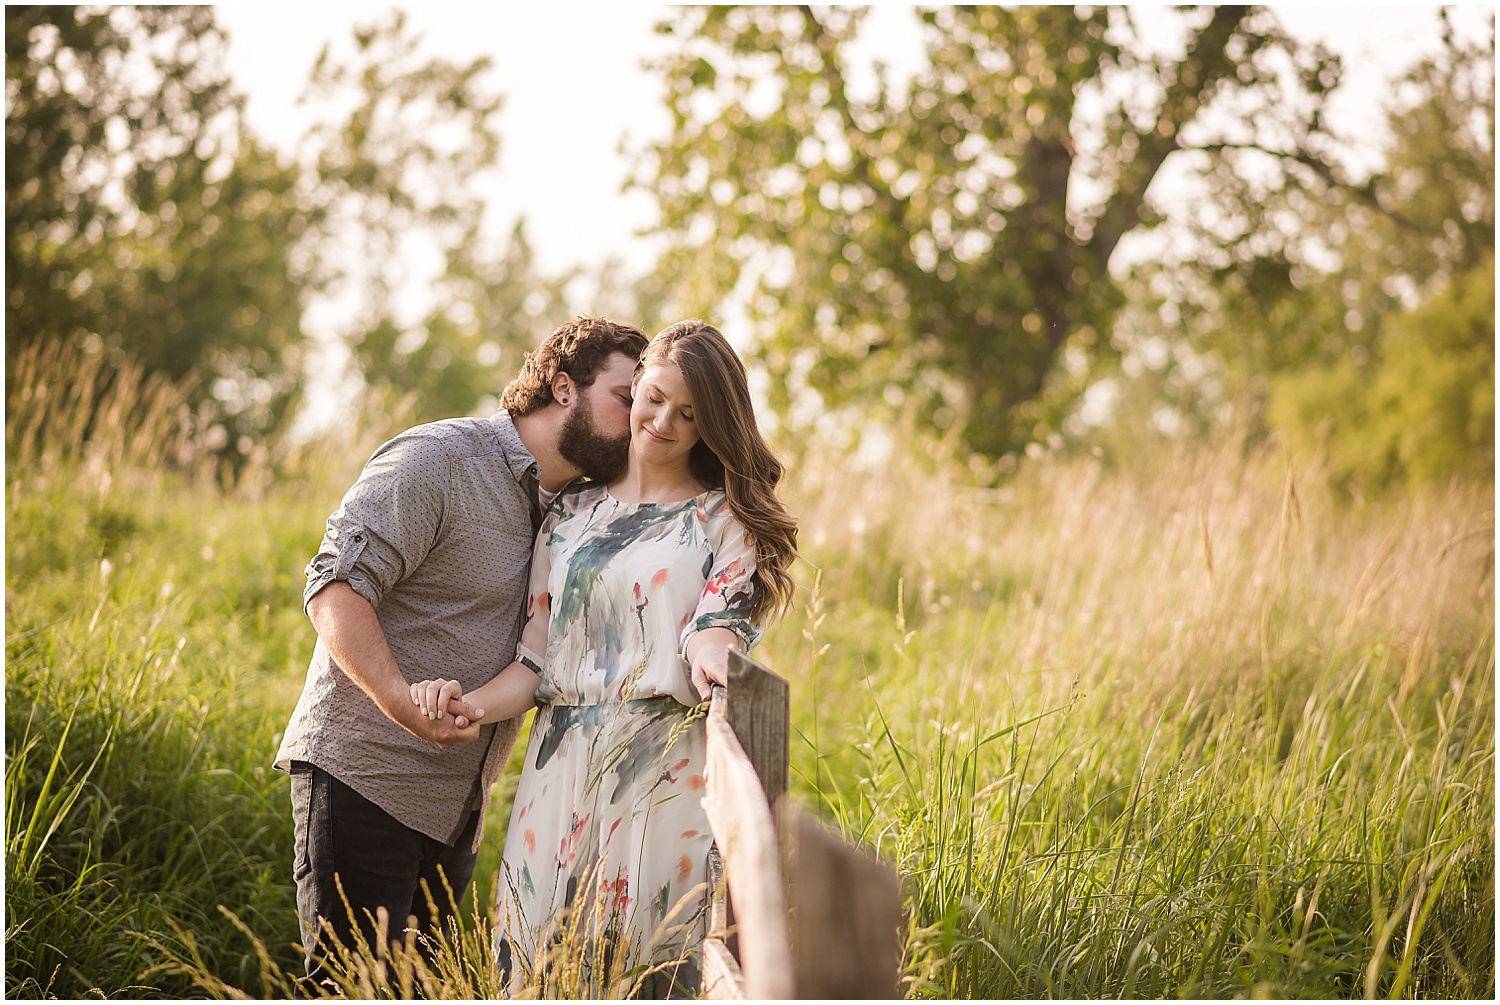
<box><xmin>411</xmin><ymin>660</ymin><xmax>540</xmax><ymax>727</ymax></box>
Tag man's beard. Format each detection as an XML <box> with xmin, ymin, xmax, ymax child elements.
<box><xmin>557</xmin><ymin>394</ymin><xmax>630</xmax><ymax>483</ymax></box>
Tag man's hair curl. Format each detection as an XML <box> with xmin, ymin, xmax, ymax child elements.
<box><xmin>500</xmin><ymin>317</ymin><xmax>648</xmax><ymax>416</ymax></box>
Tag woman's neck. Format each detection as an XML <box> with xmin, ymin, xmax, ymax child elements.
<box><xmin>608</xmin><ymin>456</ymin><xmax>704</xmax><ymax>504</ymax></box>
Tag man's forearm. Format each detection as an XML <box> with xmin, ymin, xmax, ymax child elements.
<box><xmin>307</xmin><ymin>581</ymin><xmax>479</xmax><ymax>744</ymax></box>
<box><xmin>308</xmin><ymin>582</ymin><xmax>412</xmax><ymax>720</ymax></box>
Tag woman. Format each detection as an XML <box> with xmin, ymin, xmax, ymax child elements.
<box><xmin>410</xmin><ymin>319</ymin><xmax>797</xmax><ymax>996</ymax></box>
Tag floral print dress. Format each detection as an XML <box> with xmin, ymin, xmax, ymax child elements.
<box><xmin>493</xmin><ymin>483</ymin><xmax>760</xmax><ymax>995</ymax></box>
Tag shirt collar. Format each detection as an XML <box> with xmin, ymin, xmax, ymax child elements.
<box><xmin>489</xmin><ymin>410</ymin><xmax>541</xmax><ymax>485</ymax></box>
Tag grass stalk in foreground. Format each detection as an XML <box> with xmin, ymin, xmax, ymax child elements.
<box><xmin>5</xmin><ymin>341</ymin><xmax>1492</xmax><ymax>997</ymax></box>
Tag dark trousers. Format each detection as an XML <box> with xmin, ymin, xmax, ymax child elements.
<box><xmin>289</xmin><ymin>762</ymin><xmax>480</xmax><ymax>995</ymax></box>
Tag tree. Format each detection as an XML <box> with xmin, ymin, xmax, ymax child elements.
<box><xmin>1123</xmin><ymin>13</ymin><xmax>1494</xmax><ymax>486</ymax></box>
<box><xmin>637</xmin><ymin>5</ymin><xmax>1345</xmax><ymax>456</ymax></box>
<box><xmin>293</xmin><ymin>10</ymin><xmax>580</xmax><ymax>424</ymax></box>
<box><xmin>6</xmin><ymin>6</ymin><xmax>313</xmax><ymax>459</ymax></box>
<box><xmin>1267</xmin><ymin>255</ymin><xmax>1493</xmax><ymax>488</ymax></box>
<box><xmin>7</xmin><ymin>7</ymin><xmax>587</xmax><ymax>455</ymax></box>
<box><xmin>1134</xmin><ymin>10</ymin><xmax>1491</xmax><ymax>383</ymax></box>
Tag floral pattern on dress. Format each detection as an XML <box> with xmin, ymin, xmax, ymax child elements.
<box><xmin>493</xmin><ymin>483</ymin><xmax>759</xmax><ymax>996</ymax></box>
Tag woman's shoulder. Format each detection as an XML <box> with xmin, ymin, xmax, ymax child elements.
<box><xmin>693</xmin><ymin>487</ymin><xmax>731</xmax><ymax>520</ymax></box>
<box><xmin>695</xmin><ymin>488</ymin><xmax>755</xmax><ymax>545</ymax></box>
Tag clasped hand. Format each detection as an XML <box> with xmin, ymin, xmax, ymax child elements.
<box><xmin>408</xmin><ymin>678</ymin><xmax>485</xmax><ymax>748</ymax></box>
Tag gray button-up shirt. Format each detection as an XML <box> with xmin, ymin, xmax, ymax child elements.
<box><xmin>275</xmin><ymin>411</ymin><xmax>539</xmax><ymax>847</ymax></box>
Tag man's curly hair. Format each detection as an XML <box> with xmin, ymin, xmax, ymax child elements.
<box><xmin>500</xmin><ymin>317</ymin><xmax>648</xmax><ymax>417</ymax></box>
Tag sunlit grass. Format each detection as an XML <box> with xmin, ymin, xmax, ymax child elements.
<box><xmin>5</xmin><ymin>349</ymin><xmax>1493</xmax><ymax>997</ymax></box>
<box><xmin>773</xmin><ymin>435</ymin><xmax>1494</xmax><ymax>998</ymax></box>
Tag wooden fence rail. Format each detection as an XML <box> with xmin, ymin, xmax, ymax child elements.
<box><xmin>701</xmin><ymin>650</ymin><xmax>902</xmax><ymax>999</ymax></box>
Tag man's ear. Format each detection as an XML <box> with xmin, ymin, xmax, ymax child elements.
<box><xmin>551</xmin><ymin>370</ymin><xmax>576</xmax><ymax>405</ymax></box>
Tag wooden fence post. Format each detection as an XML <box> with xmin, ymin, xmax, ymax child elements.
<box><xmin>704</xmin><ymin>674</ymin><xmax>794</xmax><ymax>999</ymax></box>
<box><xmin>781</xmin><ymin>808</ymin><xmax>903</xmax><ymax>997</ymax></box>
<box><xmin>701</xmin><ymin>651</ymin><xmax>901</xmax><ymax>999</ymax></box>
<box><xmin>723</xmin><ymin>649</ymin><xmax>789</xmax><ymax>805</ymax></box>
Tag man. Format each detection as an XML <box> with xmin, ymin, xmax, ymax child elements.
<box><xmin>274</xmin><ymin>316</ymin><xmax>649</xmax><ymax>991</ymax></box>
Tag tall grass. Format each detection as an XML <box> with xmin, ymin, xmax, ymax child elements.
<box><xmin>775</xmin><ymin>436</ymin><xmax>1494</xmax><ymax>998</ymax></box>
<box><xmin>5</xmin><ymin>345</ymin><xmax>1493</xmax><ymax>997</ymax></box>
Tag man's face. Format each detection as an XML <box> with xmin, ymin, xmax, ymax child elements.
<box><xmin>556</xmin><ymin>353</ymin><xmax>638</xmax><ymax>482</ymax></box>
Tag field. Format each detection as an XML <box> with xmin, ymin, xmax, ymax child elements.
<box><xmin>6</xmin><ymin>356</ymin><xmax>1494</xmax><ymax>998</ymax></box>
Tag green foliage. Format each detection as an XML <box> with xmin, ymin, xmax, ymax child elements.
<box><xmin>1122</xmin><ymin>12</ymin><xmax>1495</xmax><ymax>462</ymax></box>
<box><xmin>6</xmin><ymin>7</ymin><xmax>589</xmax><ymax>464</ymax></box>
<box><xmin>5</xmin><ymin>461</ymin><xmax>324</xmax><ymax>998</ymax></box>
<box><xmin>5</xmin><ymin>6</ymin><xmax>313</xmax><ymax>462</ymax></box>
<box><xmin>4</xmin><ymin>346</ymin><xmax>1494</xmax><ymax>997</ymax></box>
<box><xmin>1269</xmin><ymin>257</ymin><xmax>1495</xmax><ymax>488</ymax></box>
<box><xmin>638</xmin><ymin>6</ymin><xmax>1346</xmax><ymax>456</ymax></box>
<box><xmin>298</xmin><ymin>12</ymin><xmax>575</xmax><ymax>424</ymax></box>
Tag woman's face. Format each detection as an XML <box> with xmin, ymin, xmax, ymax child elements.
<box><xmin>631</xmin><ymin>361</ymin><xmax>700</xmax><ymax>466</ymax></box>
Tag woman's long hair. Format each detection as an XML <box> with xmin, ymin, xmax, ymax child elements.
<box><xmin>643</xmin><ymin>320</ymin><xmax>798</xmax><ymax>623</ymax></box>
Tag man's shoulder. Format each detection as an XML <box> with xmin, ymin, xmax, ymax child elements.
<box><xmin>368</xmin><ymin>414</ymin><xmax>532</xmax><ymax>470</ymax></box>
<box><xmin>381</xmin><ymin>416</ymin><xmax>501</xmax><ymax>457</ymax></box>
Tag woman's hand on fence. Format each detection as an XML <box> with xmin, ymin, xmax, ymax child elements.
<box><xmin>686</xmin><ymin>627</ymin><xmax>740</xmax><ymax>701</ymax></box>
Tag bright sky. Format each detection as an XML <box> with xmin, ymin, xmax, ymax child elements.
<box><xmin>215</xmin><ymin>4</ymin><xmax>1493</xmax><ymax>280</ymax></box>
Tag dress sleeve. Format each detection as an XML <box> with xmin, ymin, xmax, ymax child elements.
<box><xmin>679</xmin><ymin>499</ymin><xmax>763</xmax><ymax>657</ymax></box>
<box><xmin>303</xmin><ymin>430</ymin><xmax>448</xmax><ymax>613</ymax></box>
<box><xmin>515</xmin><ymin>491</ymin><xmax>573</xmax><ymax>672</ymax></box>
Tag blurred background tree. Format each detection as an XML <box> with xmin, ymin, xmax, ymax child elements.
<box><xmin>636</xmin><ymin>5</ymin><xmax>1355</xmax><ymax>458</ymax></box>
<box><xmin>1116</xmin><ymin>12</ymin><xmax>1494</xmax><ymax>489</ymax></box>
<box><xmin>294</xmin><ymin>11</ymin><xmax>575</xmax><ymax>423</ymax></box>
<box><xmin>5</xmin><ymin>5</ymin><xmax>311</xmax><ymax>462</ymax></box>
<box><xmin>7</xmin><ymin>5</ymin><xmax>1491</xmax><ymax>488</ymax></box>
<box><xmin>6</xmin><ymin>6</ymin><xmax>578</xmax><ymax>468</ymax></box>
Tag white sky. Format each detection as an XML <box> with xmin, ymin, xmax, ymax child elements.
<box><xmin>215</xmin><ymin>3</ymin><xmax>1494</xmax><ymax>280</ymax></box>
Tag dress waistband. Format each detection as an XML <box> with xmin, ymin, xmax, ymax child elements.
<box><xmin>534</xmin><ymin>693</ymin><xmax>696</xmax><ymax>711</ymax></box>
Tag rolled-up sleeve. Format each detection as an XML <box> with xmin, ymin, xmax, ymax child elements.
<box><xmin>679</xmin><ymin>502</ymin><xmax>763</xmax><ymax>657</ymax></box>
<box><xmin>304</xmin><ymin>432</ymin><xmax>449</xmax><ymax>612</ymax></box>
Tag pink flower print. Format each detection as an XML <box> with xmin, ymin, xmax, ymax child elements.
<box><xmin>556</xmin><ymin>813</ymin><xmax>591</xmax><ymax>866</ymax></box>
<box><xmin>599</xmin><ymin>873</ymin><xmax>634</xmax><ymax>910</ymax></box>
<box><xmin>660</xmin><ymin>758</ymin><xmax>690</xmax><ymax>786</ymax></box>
<box><xmin>703</xmin><ymin>557</ymin><xmax>747</xmax><ymax>598</ymax></box>
<box><xmin>676</xmin><ymin>855</ymin><xmax>693</xmax><ymax>883</ymax></box>
<box><xmin>651</xmin><ymin>567</ymin><xmax>670</xmax><ymax>589</ymax></box>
